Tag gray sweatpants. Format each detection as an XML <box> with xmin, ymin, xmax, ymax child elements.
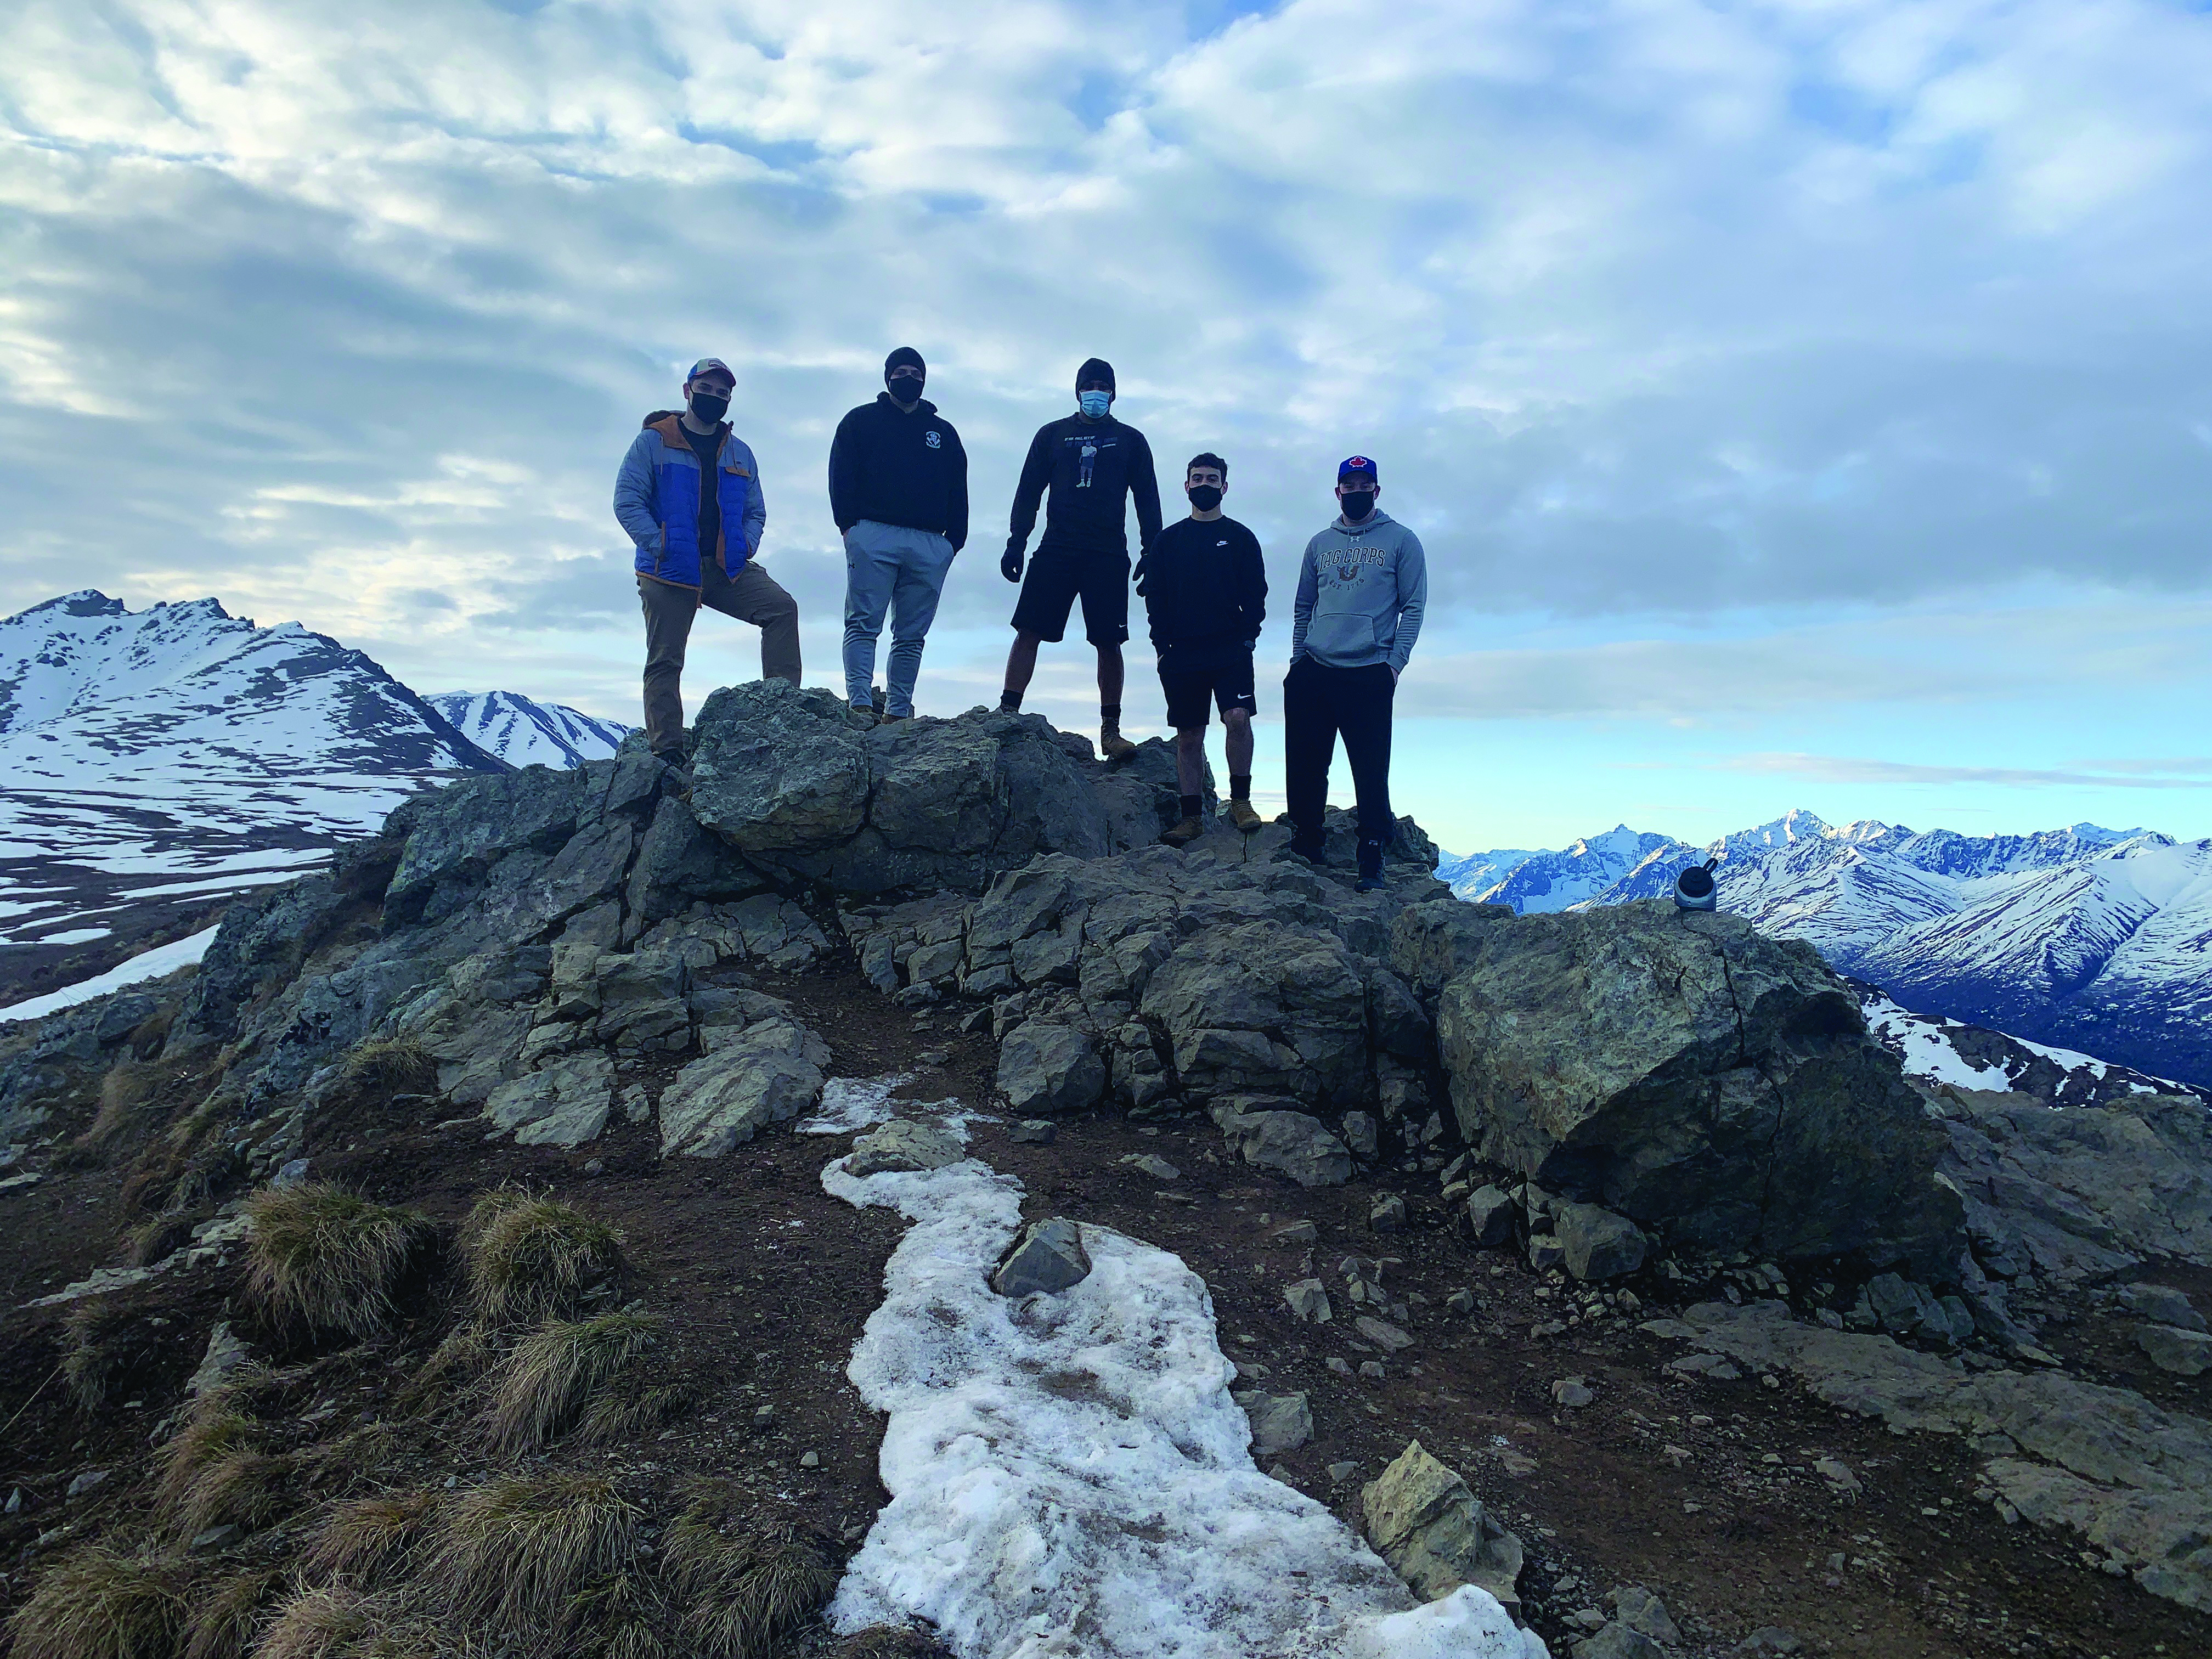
<box><xmin>637</xmin><ymin>560</ymin><xmax>800</xmax><ymax>754</ymax></box>
<box><xmin>842</xmin><ymin>518</ymin><xmax>956</xmax><ymax>718</ymax></box>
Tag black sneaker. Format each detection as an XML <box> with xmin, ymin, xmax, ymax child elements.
<box><xmin>1282</xmin><ymin>839</ymin><xmax>1328</xmax><ymax>868</ymax></box>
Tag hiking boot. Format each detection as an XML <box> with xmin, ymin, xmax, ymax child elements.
<box><xmin>1161</xmin><ymin>815</ymin><xmax>1206</xmax><ymax>848</ymax></box>
<box><xmin>1280</xmin><ymin>838</ymin><xmax>1328</xmax><ymax>868</ymax></box>
<box><xmin>1356</xmin><ymin>839</ymin><xmax>1386</xmax><ymax>892</ymax></box>
<box><xmin>882</xmin><ymin>712</ymin><xmax>910</xmax><ymax>725</ymax></box>
<box><xmin>1224</xmin><ymin>798</ymin><xmax>1263</xmax><ymax>834</ymax></box>
<box><xmin>1100</xmin><ymin>726</ymin><xmax>1138</xmax><ymax>763</ymax></box>
<box><xmin>848</xmin><ymin>703</ymin><xmax>881</xmax><ymax>728</ymax></box>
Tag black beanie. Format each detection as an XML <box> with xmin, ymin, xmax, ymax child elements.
<box><xmin>885</xmin><ymin>346</ymin><xmax>925</xmax><ymax>385</ymax></box>
<box><xmin>1075</xmin><ymin>357</ymin><xmax>1115</xmax><ymax>394</ymax></box>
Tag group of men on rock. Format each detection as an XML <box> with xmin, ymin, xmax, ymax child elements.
<box><xmin>613</xmin><ymin>352</ymin><xmax>1426</xmax><ymax>891</ymax></box>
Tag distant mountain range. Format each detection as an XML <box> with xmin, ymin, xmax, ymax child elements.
<box><xmin>1443</xmin><ymin>811</ymin><xmax>2212</xmax><ymax>1086</ymax></box>
<box><xmin>0</xmin><ymin>592</ymin><xmax>627</xmax><ymax>1010</ymax></box>
<box><xmin>427</xmin><ymin>691</ymin><xmax>632</xmax><ymax>770</ymax></box>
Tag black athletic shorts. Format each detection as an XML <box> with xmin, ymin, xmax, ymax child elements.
<box><xmin>1158</xmin><ymin>641</ymin><xmax>1257</xmax><ymax>729</ymax></box>
<box><xmin>1011</xmin><ymin>543</ymin><xmax>1130</xmax><ymax>645</ymax></box>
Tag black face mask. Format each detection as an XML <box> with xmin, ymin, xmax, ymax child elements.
<box><xmin>1339</xmin><ymin>489</ymin><xmax>1376</xmax><ymax>522</ymax></box>
<box><xmin>687</xmin><ymin>391</ymin><xmax>729</xmax><ymax>425</ymax></box>
<box><xmin>887</xmin><ymin>376</ymin><xmax>924</xmax><ymax>404</ymax></box>
<box><xmin>1187</xmin><ymin>485</ymin><xmax>1222</xmax><ymax>512</ymax></box>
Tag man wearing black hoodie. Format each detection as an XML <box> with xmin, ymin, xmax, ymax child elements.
<box><xmin>998</xmin><ymin>357</ymin><xmax>1163</xmax><ymax>762</ymax></box>
<box><xmin>828</xmin><ymin>347</ymin><xmax>968</xmax><ymax>721</ymax></box>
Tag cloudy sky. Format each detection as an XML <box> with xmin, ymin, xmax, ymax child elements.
<box><xmin>4</xmin><ymin>0</ymin><xmax>2209</xmax><ymax>854</ymax></box>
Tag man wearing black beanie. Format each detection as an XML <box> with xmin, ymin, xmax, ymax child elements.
<box><xmin>828</xmin><ymin>346</ymin><xmax>969</xmax><ymax>721</ymax></box>
<box><xmin>997</xmin><ymin>356</ymin><xmax>1163</xmax><ymax>761</ymax></box>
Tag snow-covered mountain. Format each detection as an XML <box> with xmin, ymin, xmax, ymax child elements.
<box><xmin>0</xmin><ymin>591</ymin><xmax>504</xmax><ymax>1010</ymax></box>
<box><xmin>1470</xmin><ymin>826</ymin><xmax>1689</xmax><ymax>915</ymax></box>
<box><xmin>1442</xmin><ymin>809</ymin><xmax>2212</xmax><ymax>1085</ymax></box>
<box><xmin>427</xmin><ymin>691</ymin><xmax>633</xmax><ymax>770</ymax></box>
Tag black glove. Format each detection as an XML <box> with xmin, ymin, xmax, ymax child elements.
<box><xmin>1001</xmin><ymin>543</ymin><xmax>1025</xmax><ymax>583</ymax></box>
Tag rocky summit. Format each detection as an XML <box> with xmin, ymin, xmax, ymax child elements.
<box><xmin>3</xmin><ymin>686</ymin><xmax>2209</xmax><ymax>1659</ymax></box>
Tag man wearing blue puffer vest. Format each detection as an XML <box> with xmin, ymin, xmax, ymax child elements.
<box><xmin>613</xmin><ymin>357</ymin><xmax>801</xmax><ymax>765</ymax></box>
<box><xmin>1284</xmin><ymin>455</ymin><xmax>1426</xmax><ymax>893</ymax></box>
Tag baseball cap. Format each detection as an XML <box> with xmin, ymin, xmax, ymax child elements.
<box><xmin>1337</xmin><ymin>455</ymin><xmax>1378</xmax><ymax>482</ymax></box>
<box><xmin>685</xmin><ymin>357</ymin><xmax>735</xmax><ymax>386</ymax></box>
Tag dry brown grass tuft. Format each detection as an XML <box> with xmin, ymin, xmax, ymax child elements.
<box><xmin>341</xmin><ymin>1037</ymin><xmax>437</xmax><ymax>1092</ymax></box>
<box><xmin>243</xmin><ymin>1183</ymin><xmax>433</xmax><ymax>1338</ymax></box>
<box><xmin>482</xmin><ymin>1310</ymin><xmax>660</xmax><ymax>1455</ymax></box>
<box><xmin>251</xmin><ymin>1586</ymin><xmax>372</xmax><ymax>1659</ymax></box>
<box><xmin>86</xmin><ymin>1062</ymin><xmax>167</xmax><ymax>1147</ymax></box>
<box><xmin>184</xmin><ymin>1568</ymin><xmax>283</xmax><ymax>1659</ymax></box>
<box><xmin>61</xmin><ymin>1299</ymin><xmax>139</xmax><ymax>1411</ymax></box>
<box><xmin>170</xmin><ymin>1449</ymin><xmax>297</xmax><ymax>1539</ymax></box>
<box><xmin>396</xmin><ymin>1324</ymin><xmax>493</xmax><ymax>1416</ymax></box>
<box><xmin>126</xmin><ymin>1210</ymin><xmax>201</xmax><ymax>1267</ymax></box>
<box><xmin>458</xmin><ymin>1189</ymin><xmax>626</xmax><ymax>1327</ymax></box>
<box><xmin>579</xmin><ymin>1380</ymin><xmax>689</xmax><ymax>1446</ymax></box>
<box><xmin>662</xmin><ymin>1508</ymin><xmax>838</xmax><ymax>1659</ymax></box>
<box><xmin>302</xmin><ymin>1491</ymin><xmax>439</xmax><ymax>1584</ymax></box>
<box><xmin>424</xmin><ymin>1472</ymin><xmax>642</xmax><ymax>1634</ymax></box>
<box><xmin>5</xmin><ymin>1543</ymin><xmax>188</xmax><ymax>1659</ymax></box>
<box><xmin>155</xmin><ymin>1395</ymin><xmax>298</xmax><ymax>1538</ymax></box>
<box><xmin>820</xmin><ymin>1628</ymin><xmax>958</xmax><ymax>1659</ymax></box>
<box><xmin>156</xmin><ymin>1408</ymin><xmax>260</xmax><ymax>1515</ymax></box>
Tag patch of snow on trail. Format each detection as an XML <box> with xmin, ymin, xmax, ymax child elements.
<box><xmin>822</xmin><ymin>1137</ymin><xmax>1544</xmax><ymax>1658</ymax></box>
<box><xmin>798</xmin><ymin>1074</ymin><xmax>914</xmax><ymax>1136</ymax></box>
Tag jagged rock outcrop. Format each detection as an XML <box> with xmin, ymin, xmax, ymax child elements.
<box><xmin>1401</xmin><ymin>899</ymin><xmax>1963</xmax><ymax>1278</ymax></box>
<box><xmin>842</xmin><ymin>835</ymin><xmax>1452</xmax><ymax>1171</ymax></box>
<box><xmin>1930</xmin><ymin>1086</ymin><xmax>2212</xmax><ymax>1280</ymax></box>
<box><xmin>686</xmin><ymin>682</ymin><xmax>1187</xmax><ymax>896</ymax></box>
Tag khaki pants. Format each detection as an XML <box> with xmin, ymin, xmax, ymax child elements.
<box><xmin>638</xmin><ymin>561</ymin><xmax>801</xmax><ymax>753</ymax></box>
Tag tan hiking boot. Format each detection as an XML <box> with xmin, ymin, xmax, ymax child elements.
<box><xmin>1100</xmin><ymin>726</ymin><xmax>1138</xmax><ymax>763</ymax></box>
<box><xmin>1224</xmin><ymin>797</ymin><xmax>1263</xmax><ymax>834</ymax></box>
<box><xmin>1161</xmin><ymin>814</ymin><xmax>1206</xmax><ymax>847</ymax></box>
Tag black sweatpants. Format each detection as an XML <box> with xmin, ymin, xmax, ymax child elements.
<box><xmin>1283</xmin><ymin>657</ymin><xmax>1395</xmax><ymax>848</ymax></box>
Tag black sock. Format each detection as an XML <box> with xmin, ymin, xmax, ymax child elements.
<box><xmin>1179</xmin><ymin>793</ymin><xmax>1202</xmax><ymax>820</ymax></box>
<box><xmin>1230</xmin><ymin>774</ymin><xmax>1251</xmax><ymax>800</ymax></box>
<box><xmin>1000</xmin><ymin>689</ymin><xmax>1022</xmax><ymax>712</ymax></box>
<box><xmin>1102</xmin><ymin>703</ymin><xmax>1121</xmax><ymax>725</ymax></box>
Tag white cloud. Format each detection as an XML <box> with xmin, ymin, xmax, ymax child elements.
<box><xmin>0</xmin><ymin>0</ymin><xmax>2206</xmax><ymax>751</ymax></box>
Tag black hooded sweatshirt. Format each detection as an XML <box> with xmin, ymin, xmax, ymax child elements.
<box><xmin>1005</xmin><ymin>414</ymin><xmax>1163</xmax><ymax>561</ymax></box>
<box><xmin>827</xmin><ymin>393</ymin><xmax>969</xmax><ymax>549</ymax></box>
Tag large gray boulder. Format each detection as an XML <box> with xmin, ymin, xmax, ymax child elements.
<box><xmin>996</xmin><ymin>1022</ymin><xmax>1107</xmax><ymax>1116</ymax></box>
<box><xmin>658</xmin><ymin>1017</ymin><xmax>830</xmax><ymax>1156</ymax></box>
<box><xmin>484</xmin><ymin>1051</ymin><xmax>614</xmax><ymax>1148</ymax></box>
<box><xmin>1212</xmin><ymin>1100</ymin><xmax>1353</xmax><ymax>1187</ymax></box>
<box><xmin>1361</xmin><ymin>1440</ymin><xmax>1525</xmax><ymax>1617</ymax></box>
<box><xmin>1424</xmin><ymin>901</ymin><xmax>1962</xmax><ymax>1276</ymax></box>
<box><xmin>684</xmin><ymin>684</ymin><xmax>1183</xmax><ymax>898</ymax></box>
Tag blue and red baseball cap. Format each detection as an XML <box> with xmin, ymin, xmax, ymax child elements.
<box><xmin>1337</xmin><ymin>455</ymin><xmax>1378</xmax><ymax>483</ymax></box>
<box><xmin>685</xmin><ymin>357</ymin><xmax>735</xmax><ymax>386</ymax></box>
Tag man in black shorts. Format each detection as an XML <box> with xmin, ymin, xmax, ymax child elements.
<box><xmin>1139</xmin><ymin>453</ymin><xmax>1267</xmax><ymax>845</ymax></box>
<box><xmin>998</xmin><ymin>357</ymin><xmax>1163</xmax><ymax>761</ymax></box>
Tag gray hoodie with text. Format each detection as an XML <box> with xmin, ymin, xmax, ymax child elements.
<box><xmin>1290</xmin><ymin>509</ymin><xmax>1427</xmax><ymax>672</ymax></box>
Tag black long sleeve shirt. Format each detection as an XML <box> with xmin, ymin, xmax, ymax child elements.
<box><xmin>1139</xmin><ymin>514</ymin><xmax>1266</xmax><ymax>651</ymax></box>
<box><xmin>1004</xmin><ymin>414</ymin><xmax>1163</xmax><ymax>559</ymax></box>
<box><xmin>827</xmin><ymin>393</ymin><xmax>969</xmax><ymax>549</ymax></box>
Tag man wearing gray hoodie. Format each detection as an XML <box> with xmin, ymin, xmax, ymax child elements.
<box><xmin>1285</xmin><ymin>455</ymin><xmax>1426</xmax><ymax>891</ymax></box>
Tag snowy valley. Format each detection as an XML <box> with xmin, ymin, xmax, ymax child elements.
<box><xmin>1445</xmin><ymin>812</ymin><xmax>2212</xmax><ymax>1088</ymax></box>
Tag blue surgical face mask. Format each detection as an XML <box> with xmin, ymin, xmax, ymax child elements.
<box><xmin>1078</xmin><ymin>390</ymin><xmax>1111</xmax><ymax>419</ymax></box>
